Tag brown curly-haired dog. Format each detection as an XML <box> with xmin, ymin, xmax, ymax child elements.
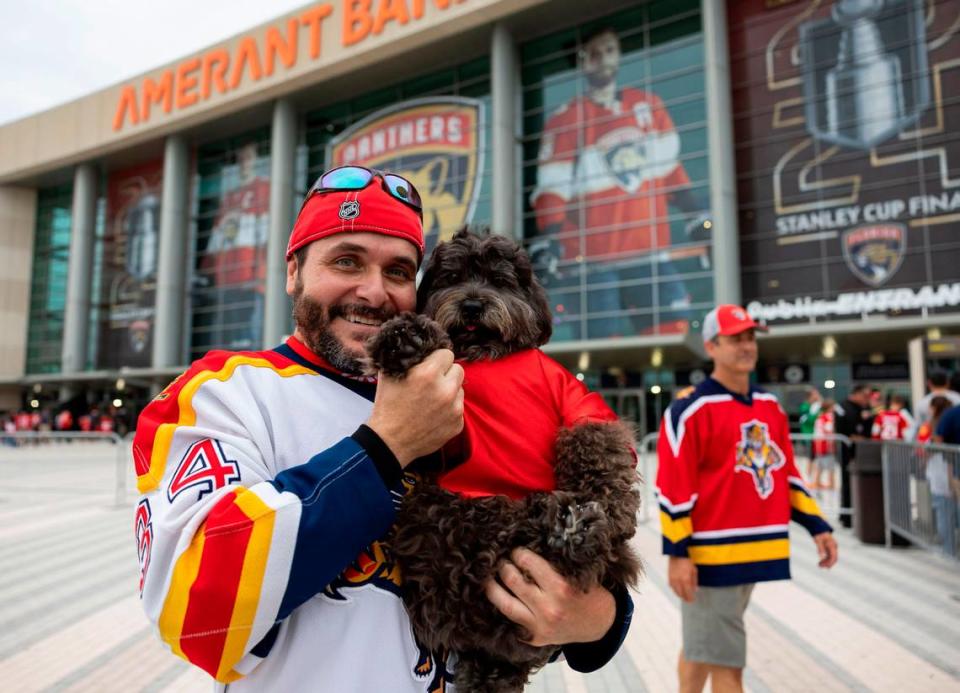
<box><xmin>366</xmin><ymin>228</ymin><xmax>641</xmax><ymax>692</ymax></box>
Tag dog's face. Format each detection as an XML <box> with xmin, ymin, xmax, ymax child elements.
<box><xmin>417</xmin><ymin>228</ymin><xmax>553</xmax><ymax>360</ymax></box>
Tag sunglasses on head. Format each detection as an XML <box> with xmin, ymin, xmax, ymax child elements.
<box><xmin>301</xmin><ymin>165</ymin><xmax>424</xmax><ymax>218</ymax></box>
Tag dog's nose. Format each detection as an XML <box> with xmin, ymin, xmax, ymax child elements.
<box><xmin>461</xmin><ymin>299</ymin><xmax>484</xmax><ymax>320</ymax></box>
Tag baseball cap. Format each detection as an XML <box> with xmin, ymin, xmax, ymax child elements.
<box><xmin>285</xmin><ymin>178</ymin><xmax>424</xmax><ymax>261</ymax></box>
<box><xmin>702</xmin><ymin>304</ymin><xmax>767</xmax><ymax>342</ymax></box>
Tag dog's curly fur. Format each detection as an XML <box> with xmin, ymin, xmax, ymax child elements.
<box><xmin>366</xmin><ymin>228</ymin><xmax>641</xmax><ymax>692</ymax></box>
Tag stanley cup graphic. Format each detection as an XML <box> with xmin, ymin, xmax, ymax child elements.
<box><xmin>825</xmin><ymin>0</ymin><xmax>904</xmax><ymax>144</ymax></box>
<box><xmin>800</xmin><ymin>0</ymin><xmax>929</xmax><ymax>150</ymax></box>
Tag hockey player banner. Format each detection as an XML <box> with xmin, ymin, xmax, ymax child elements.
<box><xmin>326</xmin><ymin>97</ymin><xmax>485</xmax><ymax>256</ymax></box>
<box><xmin>98</xmin><ymin>159</ymin><xmax>162</xmax><ymax>368</ymax></box>
<box><xmin>525</xmin><ymin>24</ymin><xmax>712</xmax><ymax>340</ymax></box>
<box><xmin>730</xmin><ymin>0</ymin><xmax>960</xmax><ymax>325</ymax></box>
<box><xmin>194</xmin><ymin>141</ymin><xmax>270</xmax><ymax>351</ymax></box>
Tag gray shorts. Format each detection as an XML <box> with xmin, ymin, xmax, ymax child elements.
<box><xmin>681</xmin><ymin>584</ymin><xmax>755</xmax><ymax>668</ymax></box>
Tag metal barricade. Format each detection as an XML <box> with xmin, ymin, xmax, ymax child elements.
<box><xmin>789</xmin><ymin>432</ymin><xmax>852</xmax><ymax>525</ymax></box>
<box><xmin>882</xmin><ymin>440</ymin><xmax>960</xmax><ymax>561</ymax></box>
<box><xmin>0</xmin><ymin>431</ymin><xmax>130</xmax><ymax>506</ymax></box>
<box><xmin>636</xmin><ymin>432</ymin><xmax>658</xmax><ymax>524</ymax></box>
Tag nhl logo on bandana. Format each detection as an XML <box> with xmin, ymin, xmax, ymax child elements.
<box><xmin>841</xmin><ymin>223</ymin><xmax>906</xmax><ymax>287</ymax></box>
<box><xmin>339</xmin><ymin>200</ymin><xmax>360</xmax><ymax>220</ymax></box>
<box><xmin>327</xmin><ymin>96</ymin><xmax>485</xmax><ymax>257</ymax></box>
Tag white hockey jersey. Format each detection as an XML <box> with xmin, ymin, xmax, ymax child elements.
<box><xmin>133</xmin><ymin>336</ymin><xmax>630</xmax><ymax>691</ymax></box>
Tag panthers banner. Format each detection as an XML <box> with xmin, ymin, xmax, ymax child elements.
<box><xmin>327</xmin><ymin>97</ymin><xmax>485</xmax><ymax>256</ymax></box>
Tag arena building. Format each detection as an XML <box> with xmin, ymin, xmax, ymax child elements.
<box><xmin>1</xmin><ymin>0</ymin><xmax>958</xmax><ymax>434</ymax></box>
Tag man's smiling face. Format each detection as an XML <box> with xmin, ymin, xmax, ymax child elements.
<box><xmin>286</xmin><ymin>232</ymin><xmax>418</xmax><ymax>373</ymax></box>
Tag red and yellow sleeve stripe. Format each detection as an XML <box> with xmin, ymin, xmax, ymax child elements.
<box><xmin>132</xmin><ymin>350</ymin><xmax>311</xmax><ymax>494</ymax></box>
<box><xmin>158</xmin><ymin>486</ymin><xmax>292</xmax><ymax>682</ymax></box>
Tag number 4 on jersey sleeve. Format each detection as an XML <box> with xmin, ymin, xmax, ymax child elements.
<box><xmin>167</xmin><ymin>438</ymin><xmax>242</xmax><ymax>503</ymax></box>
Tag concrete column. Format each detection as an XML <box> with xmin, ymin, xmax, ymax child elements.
<box><xmin>61</xmin><ymin>163</ymin><xmax>97</xmax><ymax>374</ymax></box>
<box><xmin>491</xmin><ymin>23</ymin><xmax>520</xmax><ymax>238</ymax></box>
<box><xmin>264</xmin><ymin>98</ymin><xmax>298</xmax><ymax>348</ymax></box>
<box><xmin>152</xmin><ymin>134</ymin><xmax>191</xmax><ymax>369</ymax></box>
<box><xmin>0</xmin><ymin>186</ymin><xmax>37</xmax><ymax>380</ymax></box>
<box><xmin>703</xmin><ymin>0</ymin><xmax>741</xmax><ymax>306</ymax></box>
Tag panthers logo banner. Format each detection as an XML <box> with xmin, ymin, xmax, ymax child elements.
<box><xmin>327</xmin><ymin>97</ymin><xmax>485</xmax><ymax>256</ymax></box>
<box><xmin>842</xmin><ymin>223</ymin><xmax>906</xmax><ymax>288</ymax></box>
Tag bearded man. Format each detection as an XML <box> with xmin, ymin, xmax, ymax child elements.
<box><xmin>133</xmin><ymin>166</ymin><xmax>633</xmax><ymax>691</ymax></box>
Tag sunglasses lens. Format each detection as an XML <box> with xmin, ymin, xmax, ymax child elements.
<box><xmin>319</xmin><ymin>166</ymin><xmax>373</xmax><ymax>190</ymax></box>
<box><xmin>384</xmin><ymin>174</ymin><xmax>422</xmax><ymax>209</ymax></box>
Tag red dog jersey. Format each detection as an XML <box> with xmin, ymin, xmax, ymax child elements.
<box><xmin>439</xmin><ymin>350</ymin><xmax>617</xmax><ymax>499</ymax></box>
<box><xmin>656</xmin><ymin>377</ymin><xmax>832</xmax><ymax>586</ymax></box>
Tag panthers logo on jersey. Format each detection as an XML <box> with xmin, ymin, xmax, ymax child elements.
<box><xmin>734</xmin><ymin>421</ymin><xmax>786</xmax><ymax>499</ymax></box>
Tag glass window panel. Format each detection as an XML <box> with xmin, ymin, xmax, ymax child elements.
<box><xmin>27</xmin><ymin>183</ymin><xmax>74</xmax><ymax>374</ymax></box>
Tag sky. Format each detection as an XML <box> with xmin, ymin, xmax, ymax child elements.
<box><xmin>0</xmin><ymin>0</ymin><xmax>311</xmax><ymax>126</ymax></box>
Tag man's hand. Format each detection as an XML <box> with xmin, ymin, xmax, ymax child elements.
<box><xmin>365</xmin><ymin>349</ymin><xmax>464</xmax><ymax>467</ymax></box>
<box><xmin>484</xmin><ymin>548</ymin><xmax>615</xmax><ymax>646</ymax></box>
<box><xmin>668</xmin><ymin>556</ymin><xmax>697</xmax><ymax>603</ymax></box>
<box><xmin>814</xmin><ymin>532</ymin><xmax>838</xmax><ymax>568</ymax></box>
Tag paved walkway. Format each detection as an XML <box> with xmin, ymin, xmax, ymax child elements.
<box><xmin>1</xmin><ymin>443</ymin><xmax>958</xmax><ymax>692</ymax></box>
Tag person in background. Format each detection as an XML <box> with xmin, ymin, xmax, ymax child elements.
<box><xmin>55</xmin><ymin>408</ymin><xmax>74</xmax><ymax>433</ymax></box>
<box><xmin>834</xmin><ymin>384</ymin><xmax>873</xmax><ymax>528</ymax></box>
<box><xmin>97</xmin><ymin>410</ymin><xmax>116</xmax><ymax>434</ymax></box>
<box><xmin>935</xmin><ymin>402</ymin><xmax>960</xmax><ymax>446</ymax></box>
<box><xmin>14</xmin><ymin>409</ymin><xmax>31</xmax><ymax>433</ymax></box>
<box><xmin>1</xmin><ymin>413</ymin><xmax>16</xmax><ymax>447</ymax></box>
<box><xmin>872</xmin><ymin>393</ymin><xmax>914</xmax><ymax>441</ymax></box>
<box><xmin>657</xmin><ymin>304</ymin><xmax>836</xmax><ymax>693</ymax></box>
<box><xmin>868</xmin><ymin>388</ymin><xmax>885</xmax><ymax>417</ymax></box>
<box><xmin>812</xmin><ymin>399</ymin><xmax>837</xmax><ymax>490</ymax></box>
<box><xmin>924</xmin><ymin>397</ymin><xmax>958</xmax><ymax>557</ymax></box>
<box><xmin>914</xmin><ymin>371</ymin><xmax>960</xmax><ymax>440</ymax></box>
<box><xmin>917</xmin><ymin>396</ymin><xmax>952</xmax><ymax>444</ymax></box>
<box><xmin>799</xmin><ymin>387</ymin><xmax>822</xmax><ymax>481</ymax></box>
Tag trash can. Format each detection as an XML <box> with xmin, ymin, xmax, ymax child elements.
<box><xmin>850</xmin><ymin>442</ymin><xmax>886</xmax><ymax>544</ymax></box>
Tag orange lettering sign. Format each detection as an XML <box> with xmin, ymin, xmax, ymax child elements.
<box><xmin>201</xmin><ymin>49</ymin><xmax>230</xmax><ymax>100</ymax></box>
<box><xmin>110</xmin><ymin>0</ymin><xmax>464</xmax><ymax>132</ymax></box>
<box><xmin>141</xmin><ymin>72</ymin><xmax>174</xmax><ymax>121</ymax></box>
<box><xmin>175</xmin><ymin>58</ymin><xmax>201</xmax><ymax>109</ymax></box>
<box><xmin>343</xmin><ymin>0</ymin><xmax>373</xmax><ymax>46</ymax></box>
<box><xmin>230</xmin><ymin>37</ymin><xmax>264</xmax><ymax>89</ymax></box>
<box><xmin>112</xmin><ymin>87</ymin><xmax>140</xmax><ymax>130</ymax></box>
<box><xmin>301</xmin><ymin>4</ymin><xmax>334</xmax><ymax>59</ymax></box>
<box><xmin>373</xmin><ymin>0</ymin><xmax>410</xmax><ymax>35</ymax></box>
<box><xmin>265</xmin><ymin>19</ymin><xmax>299</xmax><ymax>76</ymax></box>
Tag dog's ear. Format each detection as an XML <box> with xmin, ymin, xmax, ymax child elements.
<box><xmin>514</xmin><ymin>243</ymin><xmax>554</xmax><ymax>345</ymax></box>
<box><xmin>417</xmin><ymin>242</ymin><xmax>445</xmax><ymax>311</ymax></box>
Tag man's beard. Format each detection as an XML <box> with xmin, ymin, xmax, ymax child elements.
<box><xmin>292</xmin><ymin>279</ymin><xmax>396</xmax><ymax>374</ymax></box>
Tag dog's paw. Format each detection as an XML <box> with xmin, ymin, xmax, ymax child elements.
<box><xmin>364</xmin><ymin>312</ymin><xmax>453</xmax><ymax>377</ymax></box>
<box><xmin>547</xmin><ymin>501</ymin><xmax>604</xmax><ymax>550</ymax></box>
